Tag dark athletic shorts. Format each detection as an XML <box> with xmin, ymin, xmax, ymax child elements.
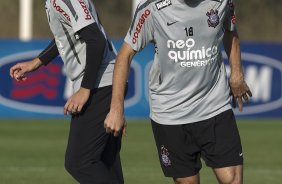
<box><xmin>151</xmin><ymin>109</ymin><xmax>243</xmax><ymax>178</ymax></box>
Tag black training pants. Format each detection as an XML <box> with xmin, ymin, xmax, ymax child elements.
<box><xmin>65</xmin><ymin>86</ymin><xmax>124</xmax><ymax>184</ymax></box>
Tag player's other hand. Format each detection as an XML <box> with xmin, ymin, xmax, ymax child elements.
<box><xmin>104</xmin><ymin>109</ymin><xmax>126</xmax><ymax>137</ymax></box>
<box><xmin>9</xmin><ymin>58</ymin><xmax>42</xmax><ymax>81</ymax></box>
<box><xmin>229</xmin><ymin>77</ymin><xmax>252</xmax><ymax>112</ymax></box>
<box><xmin>64</xmin><ymin>87</ymin><xmax>90</xmax><ymax>115</ymax></box>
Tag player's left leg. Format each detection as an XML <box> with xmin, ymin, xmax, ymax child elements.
<box><xmin>65</xmin><ymin>85</ymin><xmax>124</xmax><ymax>184</ymax></box>
<box><xmin>150</xmin><ymin>120</ymin><xmax>202</xmax><ymax>184</ymax></box>
<box><xmin>198</xmin><ymin>109</ymin><xmax>243</xmax><ymax>184</ymax></box>
<box><xmin>213</xmin><ymin>165</ymin><xmax>242</xmax><ymax>184</ymax></box>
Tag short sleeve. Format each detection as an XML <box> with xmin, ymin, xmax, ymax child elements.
<box><xmin>223</xmin><ymin>0</ymin><xmax>236</xmax><ymax>31</ymax></box>
<box><xmin>62</xmin><ymin>0</ymin><xmax>95</xmax><ymax>33</ymax></box>
<box><xmin>124</xmin><ymin>1</ymin><xmax>154</xmax><ymax>52</ymax></box>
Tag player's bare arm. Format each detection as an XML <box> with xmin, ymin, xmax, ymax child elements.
<box><xmin>223</xmin><ymin>29</ymin><xmax>252</xmax><ymax>112</ymax></box>
<box><xmin>104</xmin><ymin>43</ymin><xmax>135</xmax><ymax>136</ymax></box>
<box><xmin>9</xmin><ymin>58</ymin><xmax>43</xmax><ymax>81</ymax></box>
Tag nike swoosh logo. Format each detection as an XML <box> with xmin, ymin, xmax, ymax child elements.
<box><xmin>167</xmin><ymin>21</ymin><xmax>178</xmax><ymax>26</ymax></box>
<box><xmin>239</xmin><ymin>153</ymin><xmax>243</xmax><ymax>157</ymax></box>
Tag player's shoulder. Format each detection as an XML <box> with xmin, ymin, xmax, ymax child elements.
<box><xmin>135</xmin><ymin>0</ymin><xmax>157</xmax><ymax>11</ymax></box>
<box><xmin>135</xmin><ymin>0</ymin><xmax>175</xmax><ymax>15</ymax></box>
<box><xmin>136</xmin><ymin>0</ymin><xmax>171</xmax><ymax>11</ymax></box>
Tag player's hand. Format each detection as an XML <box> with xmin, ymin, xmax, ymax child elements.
<box><xmin>229</xmin><ymin>77</ymin><xmax>252</xmax><ymax>112</ymax></box>
<box><xmin>64</xmin><ymin>87</ymin><xmax>90</xmax><ymax>115</ymax></box>
<box><xmin>104</xmin><ymin>109</ymin><xmax>126</xmax><ymax>137</ymax></box>
<box><xmin>9</xmin><ymin>58</ymin><xmax>42</xmax><ymax>81</ymax></box>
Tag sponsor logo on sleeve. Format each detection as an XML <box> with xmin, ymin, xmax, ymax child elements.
<box><xmin>78</xmin><ymin>0</ymin><xmax>92</xmax><ymax>20</ymax></box>
<box><xmin>53</xmin><ymin>0</ymin><xmax>71</xmax><ymax>22</ymax></box>
<box><xmin>132</xmin><ymin>9</ymin><xmax>151</xmax><ymax>44</ymax></box>
<box><xmin>155</xmin><ymin>0</ymin><xmax>172</xmax><ymax>10</ymax></box>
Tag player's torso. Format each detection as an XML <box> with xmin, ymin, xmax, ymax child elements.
<box><xmin>44</xmin><ymin>0</ymin><xmax>91</xmax><ymax>80</ymax></box>
<box><xmin>154</xmin><ymin>0</ymin><xmax>228</xmax><ymax>43</ymax></box>
<box><xmin>149</xmin><ymin>0</ymin><xmax>229</xmax><ymax>93</ymax></box>
<box><xmin>44</xmin><ymin>0</ymin><xmax>116</xmax><ymax>85</ymax></box>
<box><xmin>144</xmin><ymin>0</ymin><xmax>232</xmax><ymax>124</ymax></box>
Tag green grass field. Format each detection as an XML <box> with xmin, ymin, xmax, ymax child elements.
<box><xmin>0</xmin><ymin>119</ymin><xmax>281</xmax><ymax>184</ymax></box>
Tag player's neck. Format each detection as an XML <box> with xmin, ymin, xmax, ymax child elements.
<box><xmin>178</xmin><ymin>0</ymin><xmax>203</xmax><ymax>7</ymax></box>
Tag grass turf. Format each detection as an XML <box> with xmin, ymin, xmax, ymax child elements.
<box><xmin>0</xmin><ymin>119</ymin><xmax>281</xmax><ymax>184</ymax></box>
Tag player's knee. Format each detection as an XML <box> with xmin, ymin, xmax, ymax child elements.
<box><xmin>219</xmin><ymin>172</ymin><xmax>242</xmax><ymax>184</ymax></box>
<box><xmin>174</xmin><ymin>177</ymin><xmax>199</xmax><ymax>184</ymax></box>
<box><xmin>221</xmin><ymin>178</ymin><xmax>241</xmax><ymax>184</ymax></box>
<box><xmin>227</xmin><ymin>177</ymin><xmax>242</xmax><ymax>184</ymax></box>
<box><xmin>214</xmin><ymin>165</ymin><xmax>243</xmax><ymax>184</ymax></box>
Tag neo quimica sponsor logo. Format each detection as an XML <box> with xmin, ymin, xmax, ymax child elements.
<box><xmin>167</xmin><ymin>38</ymin><xmax>218</xmax><ymax>67</ymax></box>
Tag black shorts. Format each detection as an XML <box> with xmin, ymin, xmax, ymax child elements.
<box><xmin>151</xmin><ymin>109</ymin><xmax>243</xmax><ymax>178</ymax></box>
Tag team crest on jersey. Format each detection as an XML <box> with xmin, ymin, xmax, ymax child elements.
<box><xmin>155</xmin><ymin>0</ymin><xmax>172</xmax><ymax>10</ymax></box>
<box><xmin>160</xmin><ymin>145</ymin><xmax>171</xmax><ymax>167</ymax></box>
<box><xmin>206</xmin><ymin>9</ymin><xmax>219</xmax><ymax>28</ymax></box>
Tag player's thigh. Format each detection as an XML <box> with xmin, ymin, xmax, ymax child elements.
<box><xmin>151</xmin><ymin>119</ymin><xmax>201</xmax><ymax>178</ymax></box>
<box><xmin>201</xmin><ymin>109</ymin><xmax>243</xmax><ymax>168</ymax></box>
<box><xmin>213</xmin><ymin>165</ymin><xmax>243</xmax><ymax>184</ymax></box>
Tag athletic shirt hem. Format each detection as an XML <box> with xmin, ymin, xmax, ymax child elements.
<box><xmin>150</xmin><ymin>105</ymin><xmax>232</xmax><ymax>125</ymax></box>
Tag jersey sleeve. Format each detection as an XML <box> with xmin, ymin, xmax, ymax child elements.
<box><xmin>62</xmin><ymin>0</ymin><xmax>95</xmax><ymax>33</ymax></box>
<box><xmin>37</xmin><ymin>39</ymin><xmax>59</xmax><ymax>66</ymax></box>
<box><xmin>223</xmin><ymin>0</ymin><xmax>236</xmax><ymax>31</ymax></box>
<box><xmin>124</xmin><ymin>1</ymin><xmax>154</xmax><ymax>52</ymax></box>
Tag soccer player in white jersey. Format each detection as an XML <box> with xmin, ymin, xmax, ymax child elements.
<box><xmin>10</xmin><ymin>0</ymin><xmax>124</xmax><ymax>183</ymax></box>
<box><xmin>104</xmin><ymin>0</ymin><xmax>252</xmax><ymax>183</ymax></box>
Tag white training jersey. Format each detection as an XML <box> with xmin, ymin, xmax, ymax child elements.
<box><xmin>44</xmin><ymin>0</ymin><xmax>116</xmax><ymax>91</ymax></box>
<box><xmin>125</xmin><ymin>0</ymin><xmax>236</xmax><ymax>125</ymax></box>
